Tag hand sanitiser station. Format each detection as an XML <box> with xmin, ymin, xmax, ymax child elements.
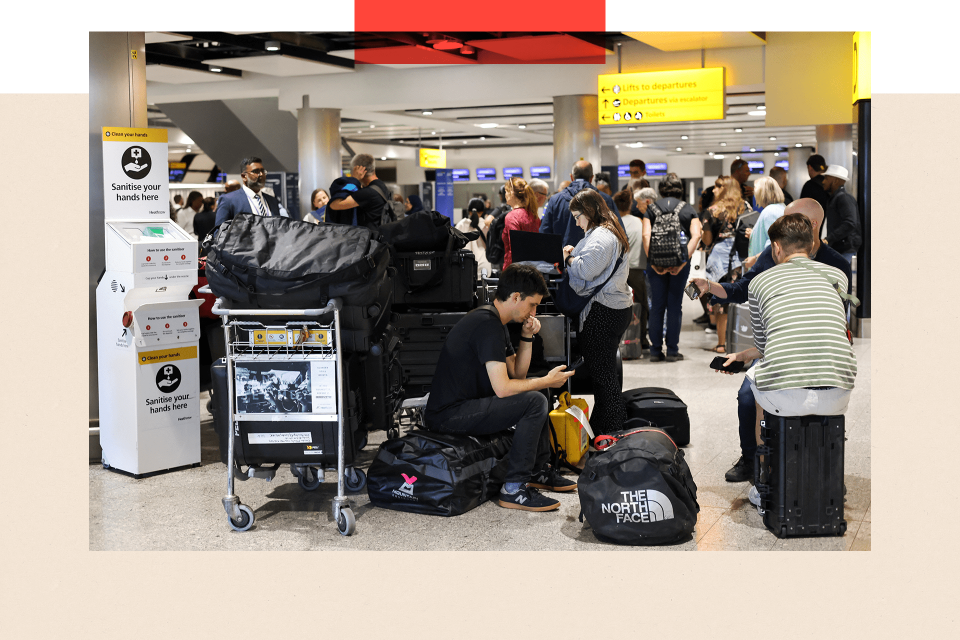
<box><xmin>96</xmin><ymin>127</ymin><xmax>202</xmax><ymax>477</ymax></box>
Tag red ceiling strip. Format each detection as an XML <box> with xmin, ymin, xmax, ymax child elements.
<box><xmin>353</xmin><ymin>0</ymin><xmax>605</xmax><ymax>32</ymax></box>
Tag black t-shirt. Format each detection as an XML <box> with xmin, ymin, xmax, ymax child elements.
<box><xmin>424</xmin><ymin>306</ymin><xmax>515</xmax><ymax>426</ymax></box>
<box><xmin>800</xmin><ymin>175</ymin><xmax>830</xmax><ymax>212</ymax></box>
<box><xmin>644</xmin><ymin>197</ymin><xmax>699</xmax><ymax>237</ymax></box>
<box><xmin>352</xmin><ymin>178</ymin><xmax>389</xmax><ymax>227</ymax></box>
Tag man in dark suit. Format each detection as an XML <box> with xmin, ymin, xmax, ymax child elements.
<box><xmin>214</xmin><ymin>156</ymin><xmax>290</xmax><ymax>228</ymax></box>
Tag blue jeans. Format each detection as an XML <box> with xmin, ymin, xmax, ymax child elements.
<box><xmin>737</xmin><ymin>361</ymin><xmax>758</xmax><ymax>461</ymax></box>
<box><xmin>645</xmin><ymin>262</ymin><xmax>691</xmax><ymax>356</ymax></box>
<box><xmin>428</xmin><ymin>391</ymin><xmax>551</xmax><ymax>484</ymax></box>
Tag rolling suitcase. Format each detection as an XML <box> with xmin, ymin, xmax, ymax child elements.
<box><xmin>755</xmin><ymin>413</ymin><xmax>847</xmax><ymax>538</ymax></box>
<box><xmin>338</xmin><ymin>271</ymin><xmax>395</xmax><ymax>353</ymax></box>
<box><xmin>726</xmin><ymin>302</ymin><xmax>753</xmax><ymax>354</ymax></box>
<box><xmin>621</xmin><ymin>387</ymin><xmax>690</xmax><ymax>446</ymax></box>
<box><xmin>210</xmin><ymin>358</ymin><xmax>361</xmax><ymax>467</ymax></box>
<box><xmin>359</xmin><ymin>324</ymin><xmax>405</xmax><ymax>433</ymax></box>
<box><xmin>395</xmin><ymin>311</ymin><xmax>468</xmax><ymax>396</ymax></box>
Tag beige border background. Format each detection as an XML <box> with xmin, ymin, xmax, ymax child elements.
<box><xmin>0</xmin><ymin>92</ymin><xmax>953</xmax><ymax>636</ymax></box>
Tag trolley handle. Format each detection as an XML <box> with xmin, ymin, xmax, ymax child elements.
<box><xmin>198</xmin><ymin>285</ymin><xmax>212</xmax><ymax>295</ymax></box>
<box><xmin>211</xmin><ymin>297</ymin><xmax>341</xmax><ymax>317</ymax></box>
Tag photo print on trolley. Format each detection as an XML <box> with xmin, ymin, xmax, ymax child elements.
<box><xmin>235</xmin><ymin>362</ymin><xmax>313</xmax><ymax>414</ymax></box>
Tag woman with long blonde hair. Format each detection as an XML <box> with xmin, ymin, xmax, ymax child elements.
<box><xmin>501</xmin><ymin>177</ymin><xmax>542</xmax><ymax>270</ymax></box>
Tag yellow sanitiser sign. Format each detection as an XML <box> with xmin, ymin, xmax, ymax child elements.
<box><xmin>419</xmin><ymin>148</ymin><xmax>447</xmax><ymax>169</ymax></box>
<box><xmin>598</xmin><ymin>68</ymin><xmax>726</xmax><ymax>125</ymax></box>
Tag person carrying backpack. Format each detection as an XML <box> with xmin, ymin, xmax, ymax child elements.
<box><xmin>642</xmin><ymin>172</ymin><xmax>702</xmax><ymax>362</ymax></box>
<box><xmin>327</xmin><ymin>154</ymin><xmax>394</xmax><ymax>229</ymax></box>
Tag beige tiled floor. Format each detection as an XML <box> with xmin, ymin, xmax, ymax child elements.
<box><xmin>90</xmin><ymin>297</ymin><xmax>871</xmax><ymax>551</ymax></box>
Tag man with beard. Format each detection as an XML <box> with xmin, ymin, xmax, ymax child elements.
<box><xmin>214</xmin><ymin>156</ymin><xmax>290</xmax><ymax>228</ymax></box>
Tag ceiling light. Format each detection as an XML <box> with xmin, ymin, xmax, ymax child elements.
<box><xmin>381</xmin><ymin>157</ymin><xmax>387</xmax><ymax>161</ymax></box>
<box><xmin>774</xmin><ymin>152</ymin><xmax>780</xmax><ymax>157</ymax></box>
<box><xmin>186</xmin><ymin>147</ymin><xmax>192</xmax><ymax>153</ymax></box>
<box><xmin>714</xmin><ymin>154</ymin><xmax>725</xmax><ymax>159</ymax></box>
<box><xmin>748</xmin><ymin>110</ymin><xmax>765</xmax><ymax>116</ymax></box>
<box><xmin>518</xmin><ymin>125</ymin><xmax>526</xmax><ymax>129</ymax></box>
<box><xmin>422</xmin><ymin>110</ymin><xmax>433</xmax><ymax>115</ymax></box>
<box><xmin>209</xmin><ymin>66</ymin><xmax>222</xmax><ymax>73</ymax></box>
<box><xmin>615</xmin><ymin>145</ymin><xmax>619</xmax><ymax>149</ymax></box>
<box><xmin>796</xmin><ymin>143</ymin><xmax>802</xmax><ymax>147</ymax></box>
<box><xmin>398</xmin><ymin>140</ymin><xmax>404</xmax><ymax>143</ymax></box>
<box><xmin>681</xmin><ymin>135</ymin><xmax>688</xmax><ymax>140</ymax></box>
<box><xmin>757</xmin><ymin>105</ymin><xmax>766</xmax><ymax>110</ymax></box>
<box><xmin>676</xmin><ymin>147</ymin><xmax>682</xmax><ymax>151</ymax></box>
<box><xmin>734</xmin><ymin>128</ymin><xmax>742</xmax><ymax>132</ymax></box>
<box><xmin>462</xmin><ymin>140</ymin><xmax>467</xmax><ymax>144</ymax></box>
<box><xmin>750</xmin><ymin>148</ymin><xmax>756</xmax><ymax>152</ymax></box>
<box><xmin>431</xmin><ymin>131</ymin><xmax>436</xmax><ymax>135</ymax></box>
<box><xmin>265</xmin><ymin>40</ymin><xmax>281</xmax><ymax>52</ymax></box>
<box><xmin>432</xmin><ymin>39</ymin><xmax>462</xmax><ymax>50</ymax></box>
<box><xmin>709</xmin><ymin>152</ymin><xmax>714</xmax><ymax>156</ymax></box>
<box><xmin>460</xmin><ymin>45</ymin><xmax>475</xmax><ymax>55</ymax></box>
<box><xmin>769</xmin><ymin>136</ymin><xmax>777</xmax><ymax>140</ymax></box>
<box><xmin>720</xmin><ymin>142</ymin><xmax>727</xmax><ymax>146</ymax></box>
<box><xmin>369</xmin><ymin>124</ymin><xmax>375</xmax><ymax>128</ymax></box>
<box><xmin>480</xmin><ymin>137</ymin><xmax>485</xmax><ymax>140</ymax></box>
<box><xmin>736</xmin><ymin>156</ymin><xmax>741</xmax><ymax>159</ymax></box>
<box><xmin>476</xmin><ymin>123</ymin><xmax>499</xmax><ymax>129</ymax></box>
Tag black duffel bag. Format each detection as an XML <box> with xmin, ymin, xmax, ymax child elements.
<box><xmin>579</xmin><ymin>425</ymin><xmax>699</xmax><ymax>545</ymax></box>
<box><xmin>204</xmin><ymin>213</ymin><xmax>389</xmax><ymax>309</ymax></box>
<box><xmin>378</xmin><ymin>209</ymin><xmax>478</xmax><ymax>252</ymax></box>
<box><xmin>367</xmin><ymin>430</ymin><xmax>512</xmax><ymax>516</ymax></box>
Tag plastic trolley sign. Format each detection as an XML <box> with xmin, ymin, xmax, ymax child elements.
<box><xmin>102</xmin><ymin>127</ymin><xmax>170</xmax><ymax>221</ymax></box>
<box><xmin>597</xmin><ymin>68</ymin><xmax>725</xmax><ymax>125</ymax></box>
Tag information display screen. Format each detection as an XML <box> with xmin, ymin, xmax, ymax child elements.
<box><xmin>748</xmin><ymin>161</ymin><xmax>765</xmax><ymax>174</ymax></box>
<box><xmin>775</xmin><ymin>160</ymin><xmax>789</xmax><ymax>170</ymax></box>
<box><xmin>477</xmin><ymin>168</ymin><xmax>496</xmax><ymax>181</ymax></box>
<box><xmin>530</xmin><ymin>165</ymin><xmax>551</xmax><ymax>179</ymax></box>
<box><xmin>451</xmin><ymin>169</ymin><xmax>470</xmax><ymax>182</ymax></box>
<box><xmin>617</xmin><ymin>164</ymin><xmax>631</xmax><ymax>178</ymax></box>
<box><xmin>503</xmin><ymin>167</ymin><xmax>523</xmax><ymax>179</ymax></box>
<box><xmin>169</xmin><ymin>169</ymin><xmax>185</xmax><ymax>182</ymax></box>
<box><xmin>646</xmin><ymin>162</ymin><xmax>668</xmax><ymax>176</ymax></box>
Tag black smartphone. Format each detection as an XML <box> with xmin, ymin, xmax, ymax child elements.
<box><xmin>710</xmin><ymin>356</ymin><xmax>744</xmax><ymax>373</ymax></box>
<box><xmin>684</xmin><ymin>282</ymin><xmax>701</xmax><ymax>300</ymax></box>
<box><xmin>568</xmin><ymin>357</ymin><xmax>585</xmax><ymax>371</ymax></box>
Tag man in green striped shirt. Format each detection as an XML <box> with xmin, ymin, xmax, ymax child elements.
<box><xmin>723</xmin><ymin>213</ymin><xmax>857</xmax><ymax>417</ymax></box>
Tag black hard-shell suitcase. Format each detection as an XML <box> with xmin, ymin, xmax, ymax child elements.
<box><xmin>725</xmin><ymin>302</ymin><xmax>753</xmax><ymax>355</ymax></box>
<box><xmin>210</xmin><ymin>359</ymin><xmax>360</xmax><ymax>467</ymax></box>
<box><xmin>395</xmin><ymin>311</ymin><xmax>468</xmax><ymax>397</ymax></box>
<box><xmin>621</xmin><ymin>387</ymin><xmax>690</xmax><ymax>446</ymax></box>
<box><xmin>392</xmin><ymin>249</ymin><xmax>477</xmax><ymax>311</ymax></box>
<box><xmin>338</xmin><ymin>273</ymin><xmax>395</xmax><ymax>353</ymax></box>
<box><xmin>366</xmin><ymin>430</ymin><xmax>512</xmax><ymax>516</ymax></box>
<box><xmin>358</xmin><ymin>324</ymin><xmax>405</xmax><ymax>432</ymax></box>
<box><xmin>755</xmin><ymin>413</ymin><xmax>847</xmax><ymax>538</ymax></box>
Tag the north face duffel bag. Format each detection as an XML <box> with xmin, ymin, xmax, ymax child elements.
<box><xmin>204</xmin><ymin>213</ymin><xmax>389</xmax><ymax>309</ymax></box>
<box><xmin>579</xmin><ymin>426</ymin><xmax>699</xmax><ymax>545</ymax></box>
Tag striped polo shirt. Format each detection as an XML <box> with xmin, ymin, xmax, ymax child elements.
<box><xmin>748</xmin><ymin>257</ymin><xmax>857</xmax><ymax>391</ymax></box>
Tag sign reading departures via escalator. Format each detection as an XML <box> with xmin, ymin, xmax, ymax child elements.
<box><xmin>597</xmin><ymin>68</ymin><xmax>726</xmax><ymax>125</ymax></box>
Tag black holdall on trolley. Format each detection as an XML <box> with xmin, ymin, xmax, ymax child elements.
<box><xmin>204</xmin><ymin>213</ymin><xmax>390</xmax><ymax>309</ymax></box>
<box><xmin>366</xmin><ymin>430</ymin><xmax>512</xmax><ymax>516</ymax></box>
<box><xmin>578</xmin><ymin>427</ymin><xmax>699</xmax><ymax>545</ymax></box>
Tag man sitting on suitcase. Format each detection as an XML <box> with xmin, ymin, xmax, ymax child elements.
<box><xmin>718</xmin><ymin>213</ymin><xmax>857</xmax><ymax>427</ymax></box>
<box><xmin>425</xmin><ymin>264</ymin><xmax>577</xmax><ymax>512</ymax></box>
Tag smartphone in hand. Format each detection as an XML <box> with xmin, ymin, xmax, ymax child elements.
<box><xmin>710</xmin><ymin>356</ymin><xmax>744</xmax><ymax>373</ymax></box>
<box><xmin>684</xmin><ymin>282</ymin><xmax>701</xmax><ymax>300</ymax></box>
<box><xmin>568</xmin><ymin>357</ymin><xmax>586</xmax><ymax>371</ymax></box>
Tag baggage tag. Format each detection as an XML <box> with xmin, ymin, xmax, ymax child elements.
<box><xmin>565</xmin><ymin>405</ymin><xmax>595</xmax><ymax>440</ymax></box>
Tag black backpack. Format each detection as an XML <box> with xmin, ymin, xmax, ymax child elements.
<box><xmin>368</xmin><ymin>183</ymin><xmax>396</xmax><ymax>228</ymax></box>
<box><xmin>484</xmin><ymin>210</ymin><xmax>509</xmax><ymax>269</ymax></box>
<box><xmin>579</xmin><ymin>426</ymin><xmax>699</xmax><ymax>545</ymax></box>
<box><xmin>647</xmin><ymin>199</ymin><xmax>688</xmax><ymax>268</ymax></box>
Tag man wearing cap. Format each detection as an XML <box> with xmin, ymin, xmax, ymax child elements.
<box><xmin>800</xmin><ymin>154</ymin><xmax>831</xmax><ymax>211</ymax></box>
<box><xmin>214</xmin><ymin>156</ymin><xmax>290</xmax><ymax>228</ymax></box>
<box><xmin>820</xmin><ymin>165</ymin><xmax>862</xmax><ymax>264</ymax></box>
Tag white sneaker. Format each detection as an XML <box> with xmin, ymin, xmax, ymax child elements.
<box><xmin>705</xmin><ymin>327</ymin><xmax>716</xmax><ymax>334</ymax></box>
<box><xmin>748</xmin><ymin>485</ymin><xmax>764</xmax><ymax>515</ymax></box>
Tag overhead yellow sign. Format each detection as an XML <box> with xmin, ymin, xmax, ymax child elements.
<box><xmin>419</xmin><ymin>148</ymin><xmax>446</xmax><ymax>169</ymax></box>
<box><xmin>597</xmin><ymin>68</ymin><xmax>725</xmax><ymax>125</ymax></box>
<box><xmin>853</xmin><ymin>32</ymin><xmax>870</xmax><ymax>103</ymax></box>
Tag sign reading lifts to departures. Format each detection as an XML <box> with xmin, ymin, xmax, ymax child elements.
<box><xmin>597</xmin><ymin>68</ymin><xmax>726</xmax><ymax>125</ymax></box>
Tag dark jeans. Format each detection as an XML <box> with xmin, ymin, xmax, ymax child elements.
<box><xmin>580</xmin><ymin>303</ymin><xmax>633</xmax><ymax>435</ymax></box>
<box><xmin>738</xmin><ymin>361</ymin><xmax>757</xmax><ymax>460</ymax></box>
<box><xmin>430</xmin><ymin>391</ymin><xmax>551</xmax><ymax>484</ymax></box>
<box><xmin>626</xmin><ymin>268</ymin><xmax>649</xmax><ymax>345</ymax></box>
<box><xmin>646</xmin><ymin>262</ymin><xmax>691</xmax><ymax>356</ymax></box>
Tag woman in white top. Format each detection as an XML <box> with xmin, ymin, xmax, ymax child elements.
<box><xmin>562</xmin><ymin>189</ymin><xmax>633</xmax><ymax>435</ymax></box>
<box><xmin>745</xmin><ymin>176</ymin><xmax>787</xmax><ymax>264</ymax></box>
<box><xmin>454</xmin><ymin>198</ymin><xmax>493</xmax><ymax>277</ymax></box>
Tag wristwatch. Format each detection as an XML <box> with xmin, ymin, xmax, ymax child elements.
<box><xmin>565</xmin><ymin>255</ymin><xmax>573</xmax><ymax>266</ymax></box>
<box><xmin>519</xmin><ymin>336</ymin><xmax>534</xmax><ymax>343</ymax></box>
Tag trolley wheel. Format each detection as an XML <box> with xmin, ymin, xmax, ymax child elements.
<box><xmin>345</xmin><ymin>468</ymin><xmax>367</xmax><ymax>493</ymax></box>
<box><xmin>337</xmin><ymin>508</ymin><xmax>356</xmax><ymax>536</ymax></box>
<box><xmin>387</xmin><ymin>427</ymin><xmax>400</xmax><ymax>440</ymax></box>
<box><xmin>298</xmin><ymin>467</ymin><xmax>322</xmax><ymax>491</ymax></box>
<box><xmin>228</xmin><ymin>505</ymin><xmax>255</xmax><ymax>532</ymax></box>
<box><xmin>838</xmin><ymin>521</ymin><xmax>847</xmax><ymax>537</ymax></box>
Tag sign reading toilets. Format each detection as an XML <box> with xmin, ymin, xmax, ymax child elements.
<box><xmin>102</xmin><ymin>127</ymin><xmax>170</xmax><ymax>222</ymax></box>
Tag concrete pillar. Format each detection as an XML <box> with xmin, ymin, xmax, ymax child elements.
<box><xmin>553</xmin><ymin>95</ymin><xmax>601</xmax><ymax>186</ymax></box>
<box><xmin>89</xmin><ymin>32</ymin><xmax>147</xmax><ymax>457</ymax></box>
<box><xmin>787</xmin><ymin>146</ymin><xmax>807</xmax><ymax>199</ymax></box>
<box><xmin>816</xmin><ymin>124</ymin><xmax>855</xmax><ymax>196</ymax></box>
<box><xmin>297</xmin><ymin>97</ymin><xmax>341</xmax><ymax>219</ymax></box>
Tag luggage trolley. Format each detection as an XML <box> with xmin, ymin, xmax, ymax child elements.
<box><xmin>211</xmin><ymin>296</ymin><xmax>364</xmax><ymax>536</ymax></box>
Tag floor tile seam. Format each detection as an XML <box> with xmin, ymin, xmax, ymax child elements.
<box><xmin>844</xmin><ymin>519</ymin><xmax>863</xmax><ymax>551</ymax></box>
<box><xmin>694</xmin><ymin>507</ymin><xmax>729</xmax><ymax>544</ymax></box>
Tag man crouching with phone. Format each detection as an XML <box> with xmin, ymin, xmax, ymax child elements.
<box><xmin>425</xmin><ymin>264</ymin><xmax>577</xmax><ymax>512</ymax></box>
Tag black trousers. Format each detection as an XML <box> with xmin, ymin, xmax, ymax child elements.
<box><xmin>430</xmin><ymin>391</ymin><xmax>551</xmax><ymax>484</ymax></box>
<box><xmin>579</xmin><ymin>303</ymin><xmax>633</xmax><ymax>436</ymax></box>
<box><xmin>626</xmin><ymin>268</ymin><xmax>649</xmax><ymax>345</ymax></box>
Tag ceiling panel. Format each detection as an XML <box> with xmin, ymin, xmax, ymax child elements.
<box><xmin>145</xmin><ymin>32</ymin><xmax>192</xmax><ymax>45</ymax></box>
<box><xmin>146</xmin><ymin>64</ymin><xmax>241</xmax><ymax>84</ymax></box>
<box><xmin>626</xmin><ymin>32</ymin><xmax>766</xmax><ymax>52</ymax></box>
<box><xmin>202</xmin><ymin>54</ymin><xmax>353</xmax><ymax>76</ymax></box>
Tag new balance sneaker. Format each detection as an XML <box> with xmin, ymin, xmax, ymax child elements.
<box><xmin>498</xmin><ymin>485</ymin><xmax>560</xmax><ymax>512</ymax></box>
<box><xmin>724</xmin><ymin>456</ymin><xmax>754</xmax><ymax>482</ymax></box>
<box><xmin>528</xmin><ymin>467</ymin><xmax>578</xmax><ymax>492</ymax></box>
